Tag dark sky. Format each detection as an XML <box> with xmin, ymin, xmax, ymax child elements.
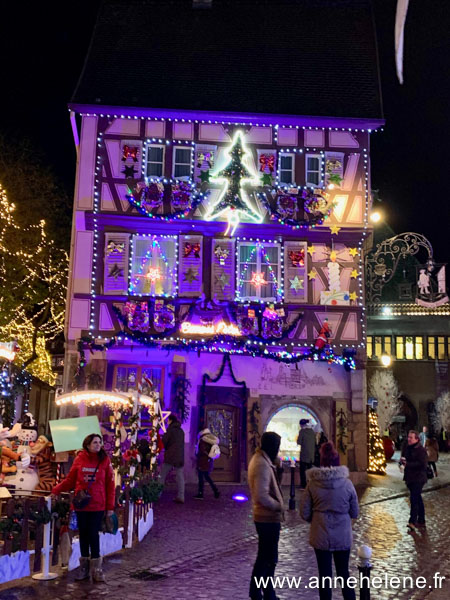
<box><xmin>0</xmin><ymin>0</ymin><xmax>448</xmax><ymax>260</ymax></box>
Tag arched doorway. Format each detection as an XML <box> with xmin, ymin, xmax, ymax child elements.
<box><xmin>265</xmin><ymin>404</ymin><xmax>321</xmax><ymax>461</ymax></box>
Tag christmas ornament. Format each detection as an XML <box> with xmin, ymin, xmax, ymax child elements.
<box><xmin>349</xmin><ymin>292</ymin><xmax>357</xmax><ymax>301</ymax></box>
<box><xmin>349</xmin><ymin>248</ymin><xmax>358</xmax><ymax>257</ymax></box>
<box><xmin>308</xmin><ymin>269</ymin><xmax>317</xmax><ymax>280</ymax></box>
<box><xmin>260</xmin><ymin>173</ymin><xmax>273</xmax><ymax>186</ymax></box>
<box><xmin>184</xmin><ymin>268</ymin><xmax>199</xmax><ymax>283</ymax></box>
<box><xmin>122</xmin><ymin>145</ymin><xmax>139</xmax><ymax>162</ymax></box>
<box><xmin>251</xmin><ymin>272</ymin><xmax>267</xmax><ymax>287</ymax></box>
<box><xmin>237</xmin><ymin>313</ymin><xmax>259</xmax><ymax>336</ymax></box>
<box><xmin>122</xmin><ymin>165</ymin><xmax>137</xmax><ymax>178</ymax></box>
<box><xmin>214</xmin><ymin>246</ymin><xmax>230</xmax><ymax>266</ymax></box>
<box><xmin>215</xmin><ymin>271</ymin><xmax>230</xmax><ymax>290</ymax></box>
<box><xmin>124</xmin><ymin>302</ymin><xmax>150</xmax><ymax>332</ymax></box>
<box><xmin>199</xmin><ymin>170</ymin><xmax>211</xmax><ymax>183</ymax></box>
<box><xmin>288</xmin><ymin>249</ymin><xmax>305</xmax><ymax>267</ymax></box>
<box><xmin>171</xmin><ymin>181</ymin><xmax>192</xmax><ymax>211</ymax></box>
<box><xmin>141</xmin><ymin>182</ymin><xmax>164</xmax><ymax>210</ymax></box>
<box><xmin>196</xmin><ymin>151</ymin><xmax>214</xmax><ymax>169</ymax></box>
<box><xmin>289</xmin><ymin>276</ymin><xmax>304</xmax><ymax>291</ymax></box>
<box><xmin>183</xmin><ymin>243</ymin><xmax>201</xmax><ymax>258</ymax></box>
<box><xmin>106</xmin><ymin>241</ymin><xmax>125</xmax><ymax>255</ymax></box>
<box><xmin>277</xmin><ymin>194</ymin><xmax>296</xmax><ymax>219</ymax></box>
<box><xmin>108</xmin><ymin>264</ymin><xmax>124</xmax><ymax>280</ymax></box>
<box><xmin>259</xmin><ymin>154</ymin><xmax>275</xmax><ymax>173</ymax></box>
<box><xmin>303</xmin><ymin>189</ymin><xmax>330</xmax><ymax>215</ymax></box>
<box><xmin>307</xmin><ymin>245</ymin><xmax>316</xmax><ymax>256</ymax></box>
<box><xmin>262</xmin><ymin>306</ymin><xmax>283</xmax><ymax>339</ymax></box>
<box><xmin>330</xmin><ymin>225</ymin><xmax>341</xmax><ymax>235</ymax></box>
<box><xmin>153</xmin><ymin>303</ymin><xmax>175</xmax><ymax>332</ymax></box>
<box><xmin>145</xmin><ymin>267</ymin><xmax>162</xmax><ymax>283</ymax></box>
<box><xmin>314</xmin><ymin>319</ymin><xmax>331</xmax><ymax>351</ymax></box>
<box><xmin>351</xmin><ymin>269</ymin><xmax>358</xmax><ymax>279</ymax></box>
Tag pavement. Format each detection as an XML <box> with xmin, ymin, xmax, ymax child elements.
<box><xmin>2</xmin><ymin>453</ymin><xmax>450</xmax><ymax>600</ymax></box>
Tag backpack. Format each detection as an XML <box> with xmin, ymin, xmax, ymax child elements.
<box><xmin>208</xmin><ymin>443</ymin><xmax>221</xmax><ymax>460</ymax></box>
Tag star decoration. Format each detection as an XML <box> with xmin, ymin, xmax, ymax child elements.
<box><xmin>199</xmin><ymin>169</ymin><xmax>210</xmax><ymax>183</ymax></box>
<box><xmin>330</xmin><ymin>250</ymin><xmax>337</xmax><ymax>262</ymax></box>
<box><xmin>290</xmin><ymin>276</ymin><xmax>304</xmax><ymax>291</ymax></box>
<box><xmin>307</xmin><ymin>245</ymin><xmax>316</xmax><ymax>256</ymax></box>
<box><xmin>330</xmin><ymin>225</ymin><xmax>341</xmax><ymax>235</ymax></box>
<box><xmin>183</xmin><ymin>268</ymin><xmax>198</xmax><ymax>283</ymax></box>
<box><xmin>108</xmin><ymin>264</ymin><xmax>123</xmax><ymax>280</ymax></box>
<box><xmin>251</xmin><ymin>272</ymin><xmax>267</xmax><ymax>287</ymax></box>
<box><xmin>260</xmin><ymin>173</ymin><xmax>273</xmax><ymax>186</ymax></box>
<box><xmin>349</xmin><ymin>247</ymin><xmax>358</xmax><ymax>257</ymax></box>
<box><xmin>349</xmin><ymin>292</ymin><xmax>357</xmax><ymax>301</ymax></box>
<box><xmin>122</xmin><ymin>165</ymin><xmax>137</xmax><ymax>178</ymax></box>
<box><xmin>308</xmin><ymin>269</ymin><xmax>317</xmax><ymax>280</ymax></box>
<box><xmin>216</xmin><ymin>271</ymin><xmax>230</xmax><ymax>289</ymax></box>
<box><xmin>350</xmin><ymin>269</ymin><xmax>358</xmax><ymax>279</ymax></box>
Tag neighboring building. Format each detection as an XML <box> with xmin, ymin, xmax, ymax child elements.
<box><xmin>366</xmin><ymin>231</ymin><xmax>450</xmax><ymax>435</ymax></box>
<box><xmin>63</xmin><ymin>0</ymin><xmax>383</xmax><ymax>483</ymax></box>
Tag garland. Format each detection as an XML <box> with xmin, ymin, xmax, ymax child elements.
<box><xmin>257</xmin><ymin>192</ymin><xmax>330</xmax><ymax>229</ymax></box>
<box><xmin>173</xmin><ymin>376</ymin><xmax>191</xmax><ymax>424</ymax></box>
<box><xmin>118</xmin><ymin>480</ymin><xmax>163</xmax><ymax>505</ymax></box>
<box><xmin>125</xmin><ymin>187</ymin><xmax>205</xmax><ymax>222</ymax></box>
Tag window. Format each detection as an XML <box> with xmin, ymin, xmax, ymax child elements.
<box><xmin>305</xmin><ymin>154</ymin><xmax>322</xmax><ymax>186</ymax></box>
<box><xmin>236</xmin><ymin>241</ymin><xmax>282</xmax><ymax>302</ymax></box>
<box><xmin>396</xmin><ymin>337</ymin><xmax>404</xmax><ymax>359</ymax></box>
<box><xmin>279</xmin><ymin>153</ymin><xmax>295</xmax><ymax>184</ymax></box>
<box><xmin>129</xmin><ymin>235</ymin><xmax>177</xmax><ymax>297</ymax></box>
<box><xmin>428</xmin><ymin>336</ymin><xmax>447</xmax><ymax>360</ymax></box>
<box><xmin>415</xmin><ymin>337</ymin><xmax>423</xmax><ymax>360</ymax></box>
<box><xmin>366</xmin><ymin>335</ymin><xmax>392</xmax><ymax>358</ymax></box>
<box><xmin>173</xmin><ymin>147</ymin><xmax>193</xmax><ymax>179</ymax></box>
<box><xmin>146</xmin><ymin>145</ymin><xmax>165</xmax><ymax>178</ymax></box>
<box><xmin>395</xmin><ymin>336</ymin><xmax>429</xmax><ymax>360</ymax></box>
<box><xmin>113</xmin><ymin>365</ymin><xmax>164</xmax><ymax>396</ymax></box>
<box><xmin>438</xmin><ymin>336</ymin><xmax>446</xmax><ymax>360</ymax></box>
<box><xmin>367</xmin><ymin>336</ymin><xmax>373</xmax><ymax>358</ymax></box>
<box><xmin>428</xmin><ymin>337</ymin><xmax>436</xmax><ymax>359</ymax></box>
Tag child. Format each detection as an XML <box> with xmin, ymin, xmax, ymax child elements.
<box><xmin>194</xmin><ymin>428</ymin><xmax>220</xmax><ymax>499</ymax></box>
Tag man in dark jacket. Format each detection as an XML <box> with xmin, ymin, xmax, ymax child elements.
<box><xmin>297</xmin><ymin>419</ymin><xmax>316</xmax><ymax>489</ymax></box>
<box><xmin>160</xmin><ymin>414</ymin><xmax>185</xmax><ymax>503</ymax></box>
<box><xmin>401</xmin><ymin>429</ymin><xmax>428</xmax><ymax>531</ymax></box>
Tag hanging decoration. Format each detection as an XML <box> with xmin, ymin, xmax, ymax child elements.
<box><xmin>330</xmin><ymin>225</ymin><xmax>341</xmax><ymax>235</ymax></box>
<box><xmin>183</xmin><ymin>242</ymin><xmax>201</xmax><ymax>259</ymax></box>
<box><xmin>314</xmin><ymin>319</ymin><xmax>332</xmax><ymax>351</ymax></box>
<box><xmin>123</xmin><ymin>302</ymin><xmax>150</xmax><ymax>333</ymax></box>
<box><xmin>108</xmin><ymin>264</ymin><xmax>123</xmax><ymax>280</ymax></box>
<box><xmin>251</xmin><ymin>272</ymin><xmax>267</xmax><ymax>287</ymax></box>
<box><xmin>106</xmin><ymin>241</ymin><xmax>125</xmax><ymax>256</ymax></box>
<box><xmin>183</xmin><ymin>268</ymin><xmax>199</xmax><ymax>283</ymax></box>
<box><xmin>171</xmin><ymin>181</ymin><xmax>192</xmax><ymax>212</ymax></box>
<box><xmin>288</xmin><ymin>249</ymin><xmax>305</xmax><ymax>268</ymax></box>
<box><xmin>259</xmin><ymin>154</ymin><xmax>275</xmax><ymax>173</ymax></box>
<box><xmin>126</xmin><ymin>181</ymin><xmax>205</xmax><ymax>221</ymax></box>
<box><xmin>153</xmin><ymin>301</ymin><xmax>176</xmax><ymax>333</ymax></box>
<box><xmin>140</xmin><ymin>181</ymin><xmax>164</xmax><ymax>210</ymax></box>
<box><xmin>237</xmin><ymin>310</ymin><xmax>259</xmax><ymax>336</ymax></box>
<box><xmin>276</xmin><ymin>194</ymin><xmax>297</xmax><ymax>219</ymax></box>
<box><xmin>260</xmin><ymin>173</ymin><xmax>273</xmax><ymax>186</ymax></box>
<box><xmin>206</xmin><ymin>131</ymin><xmax>263</xmax><ymax>235</ymax></box>
<box><xmin>173</xmin><ymin>376</ymin><xmax>191</xmax><ymax>424</ymax></box>
<box><xmin>122</xmin><ymin>165</ymin><xmax>138</xmax><ymax>178</ymax></box>
<box><xmin>262</xmin><ymin>305</ymin><xmax>284</xmax><ymax>339</ymax></box>
<box><xmin>303</xmin><ymin>188</ymin><xmax>333</xmax><ymax>216</ymax></box>
<box><xmin>122</xmin><ymin>145</ymin><xmax>139</xmax><ymax>162</ymax></box>
<box><xmin>196</xmin><ymin>151</ymin><xmax>214</xmax><ymax>169</ymax></box>
<box><xmin>214</xmin><ymin>246</ymin><xmax>230</xmax><ymax>266</ymax></box>
<box><xmin>289</xmin><ymin>276</ymin><xmax>304</xmax><ymax>291</ymax></box>
<box><xmin>215</xmin><ymin>271</ymin><xmax>230</xmax><ymax>290</ymax></box>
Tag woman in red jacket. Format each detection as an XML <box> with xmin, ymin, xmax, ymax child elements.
<box><xmin>52</xmin><ymin>434</ymin><xmax>115</xmax><ymax>583</ymax></box>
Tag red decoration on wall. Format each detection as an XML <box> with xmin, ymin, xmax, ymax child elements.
<box><xmin>184</xmin><ymin>243</ymin><xmax>201</xmax><ymax>258</ymax></box>
<box><xmin>288</xmin><ymin>249</ymin><xmax>305</xmax><ymax>267</ymax></box>
<box><xmin>277</xmin><ymin>194</ymin><xmax>297</xmax><ymax>219</ymax></box>
<box><xmin>259</xmin><ymin>154</ymin><xmax>275</xmax><ymax>173</ymax></box>
<box><xmin>171</xmin><ymin>182</ymin><xmax>192</xmax><ymax>211</ymax></box>
<box><xmin>122</xmin><ymin>145</ymin><xmax>139</xmax><ymax>162</ymax></box>
<box><xmin>314</xmin><ymin>319</ymin><xmax>332</xmax><ymax>351</ymax></box>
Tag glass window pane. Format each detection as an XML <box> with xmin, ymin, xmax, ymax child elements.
<box><xmin>367</xmin><ymin>336</ymin><xmax>373</xmax><ymax>358</ymax></box>
<box><xmin>396</xmin><ymin>337</ymin><xmax>404</xmax><ymax>359</ymax></box>
<box><xmin>280</xmin><ymin>170</ymin><xmax>292</xmax><ymax>183</ymax></box>
<box><xmin>384</xmin><ymin>336</ymin><xmax>392</xmax><ymax>355</ymax></box>
<box><xmin>438</xmin><ymin>337</ymin><xmax>446</xmax><ymax>359</ymax></box>
<box><xmin>175</xmin><ymin>148</ymin><xmax>192</xmax><ymax>164</ymax></box>
<box><xmin>307</xmin><ymin>157</ymin><xmax>319</xmax><ymax>170</ymax></box>
<box><xmin>280</xmin><ymin>155</ymin><xmax>292</xmax><ymax>169</ymax></box>
<box><xmin>147</xmin><ymin>162</ymin><xmax>162</xmax><ymax>177</ymax></box>
<box><xmin>405</xmin><ymin>336</ymin><xmax>414</xmax><ymax>360</ymax></box>
<box><xmin>415</xmin><ymin>337</ymin><xmax>423</xmax><ymax>360</ymax></box>
<box><xmin>374</xmin><ymin>336</ymin><xmax>382</xmax><ymax>357</ymax></box>
<box><xmin>174</xmin><ymin>164</ymin><xmax>190</xmax><ymax>177</ymax></box>
<box><xmin>148</xmin><ymin>147</ymin><xmax>163</xmax><ymax>162</ymax></box>
<box><xmin>428</xmin><ymin>337</ymin><xmax>436</xmax><ymax>359</ymax></box>
<box><xmin>307</xmin><ymin>171</ymin><xmax>320</xmax><ymax>185</ymax></box>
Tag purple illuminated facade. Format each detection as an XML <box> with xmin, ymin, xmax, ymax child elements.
<box><xmin>64</xmin><ymin>0</ymin><xmax>384</xmax><ymax>482</ymax></box>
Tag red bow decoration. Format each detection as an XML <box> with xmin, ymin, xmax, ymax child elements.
<box><xmin>288</xmin><ymin>249</ymin><xmax>305</xmax><ymax>267</ymax></box>
<box><xmin>123</xmin><ymin>449</ymin><xmax>139</xmax><ymax>462</ymax></box>
<box><xmin>122</xmin><ymin>145</ymin><xmax>139</xmax><ymax>162</ymax></box>
<box><xmin>184</xmin><ymin>243</ymin><xmax>201</xmax><ymax>258</ymax></box>
<box><xmin>259</xmin><ymin>154</ymin><xmax>275</xmax><ymax>173</ymax></box>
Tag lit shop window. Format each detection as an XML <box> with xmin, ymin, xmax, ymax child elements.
<box><xmin>129</xmin><ymin>235</ymin><xmax>178</xmax><ymax>297</ymax></box>
<box><xmin>428</xmin><ymin>336</ymin><xmax>447</xmax><ymax>360</ymax></box>
<box><xmin>113</xmin><ymin>365</ymin><xmax>164</xmax><ymax>395</ymax></box>
<box><xmin>146</xmin><ymin>145</ymin><xmax>165</xmax><ymax>178</ymax></box>
<box><xmin>366</xmin><ymin>336</ymin><xmax>392</xmax><ymax>359</ymax></box>
<box><xmin>395</xmin><ymin>336</ymin><xmax>426</xmax><ymax>360</ymax></box>
<box><xmin>236</xmin><ymin>241</ymin><xmax>282</xmax><ymax>302</ymax></box>
<box><xmin>279</xmin><ymin>153</ymin><xmax>295</xmax><ymax>184</ymax></box>
<box><xmin>305</xmin><ymin>154</ymin><xmax>321</xmax><ymax>186</ymax></box>
<box><xmin>265</xmin><ymin>405</ymin><xmax>319</xmax><ymax>462</ymax></box>
<box><xmin>173</xmin><ymin>147</ymin><xmax>193</xmax><ymax>179</ymax></box>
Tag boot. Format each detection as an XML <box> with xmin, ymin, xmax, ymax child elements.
<box><xmin>90</xmin><ymin>557</ymin><xmax>106</xmax><ymax>583</ymax></box>
<box><xmin>75</xmin><ymin>557</ymin><xmax>90</xmax><ymax>581</ymax></box>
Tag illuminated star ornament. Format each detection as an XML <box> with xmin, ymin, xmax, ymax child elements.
<box><xmin>206</xmin><ymin>131</ymin><xmax>262</xmax><ymax>235</ymax></box>
<box><xmin>307</xmin><ymin>245</ymin><xmax>316</xmax><ymax>256</ymax></box>
<box><xmin>330</xmin><ymin>225</ymin><xmax>341</xmax><ymax>235</ymax></box>
<box><xmin>349</xmin><ymin>247</ymin><xmax>358</xmax><ymax>257</ymax></box>
<box><xmin>350</xmin><ymin>269</ymin><xmax>359</xmax><ymax>279</ymax></box>
<box><xmin>349</xmin><ymin>291</ymin><xmax>357</xmax><ymax>301</ymax></box>
<box><xmin>308</xmin><ymin>269</ymin><xmax>317</xmax><ymax>280</ymax></box>
<box><xmin>251</xmin><ymin>272</ymin><xmax>267</xmax><ymax>287</ymax></box>
<box><xmin>290</xmin><ymin>276</ymin><xmax>304</xmax><ymax>291</ymax></box>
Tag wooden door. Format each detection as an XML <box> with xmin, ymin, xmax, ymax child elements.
<box><xmin>205</xmin><ymin>404</ymin><xmax>240</xmax><ymax>482</ymax></box>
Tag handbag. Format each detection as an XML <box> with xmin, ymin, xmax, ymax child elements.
<box><xmin>426</xmin><ymin>464</ymin><xmax>434</xmax><ymax>480</ymax></box>
<box><xmin>73</xmin><ymin>459</ymin><xmax>101</xmax><ymax>509</ymax></box>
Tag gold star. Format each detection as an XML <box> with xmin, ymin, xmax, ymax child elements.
<box><xmin>330</xmin><ymin>225</ymin><xmax>341</xmax><ymax>235</ymax></box>
<box><xmin>349</xmin><ymin>291</ymin><xmax>357</xmax><ymax>301</ymax></box>
<box><xmin>349</xmin><ymin>247</ymin><xmax>358</xmax><ymax>257</ymax></box>
<box><xmin>184</xmin><ymin>268</ymin><xmax>198</xmax><ymax>283</ymax></box>
<box><xmin>350</xmin><ymin>269</ymin><xmax>358</xmax><ymax>278</ymax></box>
<box><xmin>307</xmin><ymin>245</ymin><xmax>316</xmax><ymax>256</ymax></box>
<box><xmin>216</xmin><ymin>271</ymin><xmax>230</xmax><ymax>289</ymax></box>
<box><xmin>308</xmin><ymin>269</ymin><xmax>317</xmax><ymax>280</ymax></box>
<box><xmin>330</xmin><ymin>250</ymin><xmax>337</xmax><ymax>262</ymax></box>
<box><xmin>289</xmin><ymin>276</ymin><xmax>304</xmax><ymax>291</ymax></box>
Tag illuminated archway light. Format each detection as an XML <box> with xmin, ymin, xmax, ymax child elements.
<box><xmin>205</xmin><ymin>130</ymin><xmax>263</xmax><ymax>235</ymax></box>
<box><xmin>55</xmin><ymin>390</ymin><xmax>132</xmax><ymax>408</ymax></box>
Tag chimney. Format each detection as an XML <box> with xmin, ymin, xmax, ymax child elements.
<box><xmin>193</xmin><ymin>0</ymin><xmax>213</xmax><ymax>8</ymax></box>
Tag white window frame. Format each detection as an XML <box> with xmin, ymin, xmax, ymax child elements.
<box><xmin>172</xmin><ymin>146</ymin><xmax>193</xmax><ymax>180</ymax></box>
<box><xmin>236</xmin><ymin>241</ymin><xmax>282</xmax><ymax>302</ymax></box>
<box><xmin>278</xmin><ymin>152</ymin><xmax>295</xmax><ymax>185</ymax></box>
<box><xmin>145</xmin><ymin>144</ymin><xmax>165</xmax><ymax>179</ymax></box>
<box><xmin>129</xmin><ymin>234</ymin><xmax>178</xmax><ymax>297</ymax></box>
<box><xmin>305</xmin><ymin>153</ymin><xmax>322</xmax><ymax>187</ymax></box>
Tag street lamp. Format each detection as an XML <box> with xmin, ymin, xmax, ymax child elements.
<box><xmin>380</xmin><ymin>354</ymin><xmax>392</xmax><ymax>367</ymax></box>
<box><xmin>370</xmin><ymin>211</ymin><xmax>382</xmax><ymax>224</ymax></box>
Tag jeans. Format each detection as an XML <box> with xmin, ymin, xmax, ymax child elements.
<box><xmin>314</xmin><ymin>549</ymin><xmax>356</xmax><ymax>600</ymax></box>
<box><xmin>76</xmin><ymin>511</ymin><xmax>104</xmax><ymax>559</ymax></box>
<box><xmin>160</xmin><ymin>462</ymin><xmax>185</xmax><ymax>501</ymax></box>
<box><xmin>249</xmin><ymin>522</ymin><xmax>281</xmax><ymax>600</ymax></box>
<box><xmin>198</xmin><ymin>470</ymin><xmax>218</xmax><ymax>495</ymax></box>
<box><xmin>407</xmin><ymin>481</ymin><xmax>425</xmax><ymax>523</ymax></box>
<box><xmin>300</xmin><ymin>461</ymin><xmax>313</xmax><ymax>488</ymax></box>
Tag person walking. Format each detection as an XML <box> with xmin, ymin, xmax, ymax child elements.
<box><xmin>297</xmin><ymin>419</ymin><xmax>316</xmax><ymax>489</ymax></box>
<box><xmin>194</xmin><ymin>427</ymin><xmax>220</xmax><ymax>499</ymax></box>
<box><xmin>300</xmin><ymin>442</ymin><xmax>359</xmax><ymax>600</ymax></box>
<box><xmin>52</xmin><ymin>433</ymin><xmax>115</xmax><ymax>583</ymax></box>
<box><xmin>419</xmin><ymin>425</ymin><xmax>428</xmax><ymax>447</ymax></box>
<box><xmin>400</xmin><ymin>430</ymin><xmax>428</xmax><ymax>531</ymax></box>
<box><xmin>160</xmin><ymin>414</ymin><xmax>185</xmax><ymax>504</ymax></box>
<box><xmin>425</xmin><ymin>436</ymin><xmax>439</xmax><ymax>476</ymax></box>
<box><xmin>248</xmin><ymin>432</ymin><xmax>284</xmax><ymax>600</ymax></box>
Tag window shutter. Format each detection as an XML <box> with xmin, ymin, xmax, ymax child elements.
<box><xmin>211</xmin><ymin>239</ymin><xmax>235</xmax><ymax>300</ymax></box>
<box><xmin>194</xmin><ymin>144</ymin><xmax>217</xmax><ymax>183</ymax></box>
<box><xmin>179</xmin><ymin>235</ymin><xmax>203</xmax><ymax>296</ymax></box>
<box><xmin>325</xmin><ymin>152</ymin><xmax>344</xmax><ymax>180</ymax></box>
<box><xmin>284</xmin><ymin>241</ymin><xmax>308</xmax><ymax>303</ymax></box>
<box><xmin>103</xmin><ymin>233</ymin><xmax>130</xmax><ymax>294</ymax></box>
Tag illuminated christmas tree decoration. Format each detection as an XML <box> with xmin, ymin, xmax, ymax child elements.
<box><xmin>367</xmin><ymin>407</ymin><xmax>386</xmax><ymax>474</ymax></box>
<box><xmin>205</xmin><ymin>131</ymin><xmax>263</xmax><ymax>235</ymax></box>
<box><xmin>251</xmin><ymin>272</ymin><xmax>268</xmax><ymax>287</ymax></box>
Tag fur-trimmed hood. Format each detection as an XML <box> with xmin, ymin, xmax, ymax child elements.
<box><xmin>198</xmin><ymin>429</ymin><xmax>219</xmax><ymax>446</ymax></box>
<box><xmin>306</xmin><ymin>466</ymin><xmax>350</xmax><ymax>488</ymax></box>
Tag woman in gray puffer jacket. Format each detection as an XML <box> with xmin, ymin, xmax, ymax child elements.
<box><xmin>300</xmin><ymin>442</ymin><xmax>359</xmax><ymax>600</ymax></box>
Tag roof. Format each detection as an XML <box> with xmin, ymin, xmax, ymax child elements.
<box><xmin>72</xmin><ymin>0</ymin><xmax>383</xmax><ymax>120</ymax></box>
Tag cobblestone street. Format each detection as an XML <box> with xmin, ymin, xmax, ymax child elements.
<box><xmin>2</xmin><ymin>460</ymin><xmax>450</xmax><ymax>600</ymax></box>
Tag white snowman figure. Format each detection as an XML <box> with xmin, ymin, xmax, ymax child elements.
<box><xmin>5</xmin><ymin>412</ymin><xmax>39</xmax><ymax>493</ymax></box>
